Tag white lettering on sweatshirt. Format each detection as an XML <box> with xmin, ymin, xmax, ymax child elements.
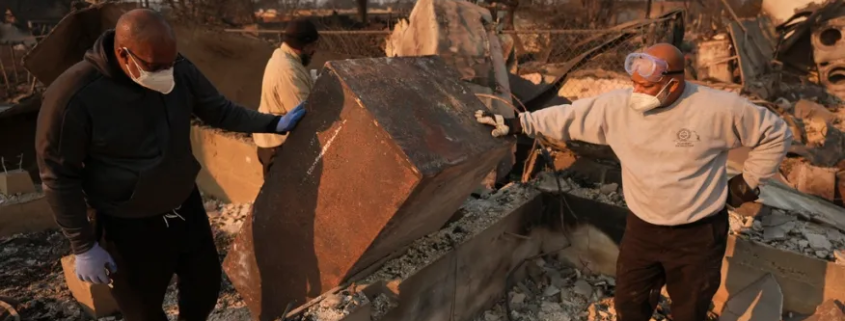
<box><xmin>519</xmin><ymin>83</ymin><xmax>792</xmax><ymax>226</ymax></box>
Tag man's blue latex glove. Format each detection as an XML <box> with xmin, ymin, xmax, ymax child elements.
<box><xmin>75</xmin><ymin>243</ymin><xmax>117</xmax><ymax>284</ymax></box>
<box><xmin>276</xmin><ymin>101</ymin><xmax>307</xmax><ymax>133</ymax></box>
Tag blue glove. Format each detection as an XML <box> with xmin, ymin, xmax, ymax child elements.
<box><xmin>276</xmin><ymin>101</ymin><xmax>307</xmax><ymax>133</ymax></box>
<box><xmin>75</xmin><ymin>243</ymin><xmax>117</xmax><ymax>284</ymax></box>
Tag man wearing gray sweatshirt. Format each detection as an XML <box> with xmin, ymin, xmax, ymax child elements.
<box><xmin>476</xmin><ymin>43</ymin><xmax>791</xmax><ymax>321</ymax></box>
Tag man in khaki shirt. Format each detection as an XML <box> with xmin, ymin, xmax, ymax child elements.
<box><xmin>253</xmin><ymin>19</ymin><xmax>320</xmax><ymax>177</ymax></box>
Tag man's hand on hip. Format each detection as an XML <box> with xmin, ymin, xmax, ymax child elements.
<box><xmin>276</xmin><ymin>101</ymin><xmax>307</xmax><ymax>133</ymax></box>
<box><xmin>475</xmin><ymin>110</ymin><xmax>520</xmax><ymax>137</ymax></box>
<box><xmin>75</xmin><ymin>242</ymin><xmax>117</xmax><ymax>284</ymax></box>
<box><xmin>727</xmin><ymin>174</ymin><xmax>759</xmax><ymax>208</ymax></box>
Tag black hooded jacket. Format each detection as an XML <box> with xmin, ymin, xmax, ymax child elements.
<box><xmin>35</xmin><ymin>30</ymin><xmax>280</xmax><ymax>254</ymax></box>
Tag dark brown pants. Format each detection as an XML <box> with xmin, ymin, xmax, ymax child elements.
<box><xmin>614</xmin><ymin>209</ymin><xmax>729</xmax><ymax>321</ymax></box>
<box><xmin>257</xmin><ymin>147</ymin><xmax>278</xmax><ymax>179</ymax></box>
<box><xmin>100</xmin><ymin>188</ymin><xmax>221</xmax><ymax>321</ymax></box>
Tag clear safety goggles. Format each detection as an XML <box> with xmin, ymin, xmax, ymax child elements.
<box><xmin>624</xmin><ymin>52</ymin><xmax>684</xmax><ymax>83</ymax></box>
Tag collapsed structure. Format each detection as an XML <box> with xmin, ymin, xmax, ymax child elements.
<box><xmin>3</xmin><ymin>0</ymin><xmax>845</xmax><ymax>321</ymax></box>
<box><xmin>385</xmin><ymin>0</ymin><xmax>516</xmax><ymax>186</ymax></box>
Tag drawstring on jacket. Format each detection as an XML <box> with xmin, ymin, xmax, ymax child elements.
<box><xmin>163</xmin><ymin>205</ymin><xmax>186</xmax><ymax>228</ymax></box>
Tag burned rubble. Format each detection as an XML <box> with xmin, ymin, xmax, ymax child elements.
<box><xmin>301</xmin><ymin>290</ymin><xmax>370</xmax><ymax>321</ymax></box>
<box><xmin>0</xmin><ymin>190</ymin><xmax>43</xmax><ymax>206</ymax></box>
<box><xmin>361</xmin><ymin>184</ymin><xmax>540</xmax><ymax>284</ymax></box>
<box><xmin>729</xmin><ymin>208</ymin><xmax>845</xmax><ymax>262</ymax></box>
<box><xmin>533</xmin><ymin>172</ymin><xmax>625</xmax><ymax>208</ymax></box>
<box><xmin>300</xmin><ymin>179</ymin><xmax>628</xmax><ymax>321</ymax></box>
<box><xmin>471</xmin><ymin>256</ymin><xmax>692</xmax><ymax>321</ymax></box>
<box><xmin>6</xmin><ymin>1</ymin><xmax>845</xmax><ymax>321</ymax></box>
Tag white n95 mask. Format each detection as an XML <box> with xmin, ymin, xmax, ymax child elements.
<box><xmin>125</xmin><ymin>49</ymin><xmax>176</xmax><ymax>95</ymax></box>
<box><xmin>628</xmin><ymin>79</ymin><xmax>677</xmax><ymax>112</ymax></box>
<box><xmin>629</xmin><ymin>92</ymin><xmax>661</xmax><ymax>112</ymax></box>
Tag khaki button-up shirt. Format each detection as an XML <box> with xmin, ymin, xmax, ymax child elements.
<box><xmin>252</xmin><ymin>43</ymin><xmax>314</xmax><ymax>148</ymax></box>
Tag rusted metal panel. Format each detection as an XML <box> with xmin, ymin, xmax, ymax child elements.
<box><xmin>223</xmin><ymin>56</ymin><xmax>514</xmax><ymax>321</ymax></box>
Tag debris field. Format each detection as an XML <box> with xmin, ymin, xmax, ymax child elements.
<box><xmin>4</xmin><ymin>0</ymin><xmax>845</xmax><ymax>321</ymax></box>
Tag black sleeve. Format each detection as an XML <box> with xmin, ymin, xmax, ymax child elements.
<box><xmin>268</xmin><ymin>116</ymin><xmax>283</xmax><ymax>133</ymax></box>
<box><xmin>184</xmin><ymin>60</ymin><xmax>279</xmax><ymax>133</ymax></box>
<box><xmin>35</xmin><ymin>96</ymin><xmax>94</xmax><ymax>255</ymax></box>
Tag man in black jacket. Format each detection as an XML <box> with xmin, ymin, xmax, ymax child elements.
<box><xmin>35</xmin><ymin>9</ymin><xmax>305</xmax><ymax>321</ymax></box>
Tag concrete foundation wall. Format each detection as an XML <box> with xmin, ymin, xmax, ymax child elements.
<box><xmin>323</xmin><ymin>191</ymin><xmax>845</xmax><ymax>321</ymax></box>
<box><xmin>190</xmin><ymin>125</ymin><xmax>264</xmax><ymax>203</ymax></box>
<box><xmin>714</xmin><ymin>235</ymin><xmax>845</xmax><ymax>315</ymax></box>
<box><xmin>0</xmin><ymin>196</ymin><xmax>55</xmax><ymax>237</ymax></box>
<box><xmin>377</xmin><ymin>192</ymin><xmax>548</xmax><ymax>321</ymax></box>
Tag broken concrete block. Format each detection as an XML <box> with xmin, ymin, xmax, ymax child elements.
<box><xmin>719</xmin><ymin>273</ymin><xmax>783</xmax><ymax>321</ymax></box>
<box><xmin>540</xmin><ymin>301</ymin><xmax>563</xmax><ymax>313</ymax></box>
<box><xmin>804</xmin><ymin>232</ymin><xmax>833</xmax><ymax>251</ymax></box>
<box><xmin>60</xmin><ymin>255</ymin><xmax>119</xmax><ymax>318</ymax></box>
<box><xmin>223</xmin><ymin>56</ymin><xmax>513</xmax><ymax>320</ymax></box>
<box><xmin>599</xmin><ymin>183</ymin><xmax>619</xmax><ymax>195</ymax></box>
<box><xmin>762</xmin><ymin>212</ymin><xmax>795</xmax><ymax>227</ymax></box>
<box><xmin>763</xmin><ymin>225</ymin><xmax>790</xmax><ymax>241</ymax></box>
<box><xmin>509</xmin><ymin>292</ymin><xmax>527</xmax><ymax>309</ymax></box>
<box><xmin>572</xmin><ymin>280</ymin><xmax>593</xmax><ymax>297</ymax></box>
<box><xmin>787</xmin><ymin>163</ymin><xmax>837</xmax><ymax>201</ymax></box>
<box><xmin>0</xmin><ymin>170</ymin><xmax>36</xmax><ymax>195</ymax></box>
<box><xmin>799</xmin><ymin>240</ymin><xmax>810</xmax><ymax>249</ymax></box>
<box><xmin>758</xmin><ymin>179</ymin><xmax>845</xmax><ymax>232</ymax></box>
<box><xmin>542</xmin><ymin>285</ymin><xmax>561</xmax><ymax>297</ymax></box>
<box><xmin>0</xmin><ymin>195</ymin><xmax>55</xmax><ymax>237</ymax></box>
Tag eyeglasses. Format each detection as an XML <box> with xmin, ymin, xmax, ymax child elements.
<box><xmin>122</xmin><ymin>47</ymin><xmax>177</xmax><ymax>72</ymax></box>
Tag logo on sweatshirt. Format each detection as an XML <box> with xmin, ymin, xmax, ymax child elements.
<box><xmin>675</xmin><ymin>128</ymin><xmax>700</xmax><ymax>147</ymax></box>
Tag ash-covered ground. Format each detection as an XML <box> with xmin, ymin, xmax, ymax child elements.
<box><xmin>3</xmin><ymin>178</ymin><xmax>843</xmax><ymax>321</ymax></box>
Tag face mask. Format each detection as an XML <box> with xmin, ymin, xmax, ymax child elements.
<box><xmin>628</xmin><ymin>79</ymin><xmax>676</xmax><ymax>112</ymax></box>
<box><xmin>124</xmin><ymin>49</ymin><xmax>176</xmax><ymax>94</ymax></box>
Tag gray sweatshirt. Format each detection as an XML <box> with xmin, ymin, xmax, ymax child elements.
<box><xmin>520</xmin><ymin>83</ymin><xmax>792</xmax><ymax>225</ymax></box>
